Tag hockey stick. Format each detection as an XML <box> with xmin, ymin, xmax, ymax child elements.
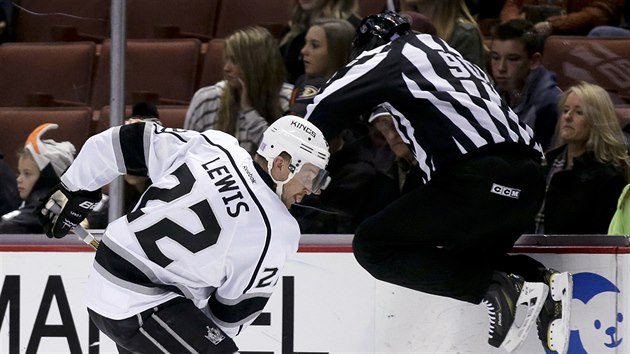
<box><xmin>48</xmin><ymin>203</ymin><xmax>100</xmax><ymax>250</ymax></box>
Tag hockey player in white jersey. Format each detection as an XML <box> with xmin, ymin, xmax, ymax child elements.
<box><xmin>38</xmin><ymin>115</ymin><xmax>330</xmax><ymax>353</ymax></box>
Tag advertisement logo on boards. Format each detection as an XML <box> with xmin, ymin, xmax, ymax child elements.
<box><xmin>544</xmin><ymin>272</ymin><xmax>623</xmax><ymax>354</ymax></box>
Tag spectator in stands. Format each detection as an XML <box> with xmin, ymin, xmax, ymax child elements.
<box><xmin>609</xmin><ymin>184</ymin><xmax>630</xmax><ymax>235</ymax></box>
<box><xmin>535</xmin><ymin>82</ymin><xmax>630</xmax><ymax>234</ymax></box>
<box><xmin>500</xmin><ymin>0</ymin><xmax>622</xmax><ymax>37</ymax></box>
<box><xmin>185</xmin><ymin>27</ymin><xmax>292</xmax><ymax>155</ymax></box>
<box><xmin>0</xmin><ymin>151</ymin><xmax>19</xmax><ymax>216</ymax></box>
<box><xmin>128</xmin><ymin>101</ymin><xmax>161</xmax><ymax>123</ymax></box>
<box><xmin>390</xmin><ymin>0</ymin><xmax>487</xmax><ymax>69</ymax></box>
<box><xmin>0</xmin><ymin>123</ymin><xmax>75</xmax><ymax>233</ymax></box>
<box><xmin>289</xmin><ymin>18</ymin><xmax>355</xmax><ymax>116</ymax></box>
<box><xmin>590</xmin><ymin>2</ymin><xmax>630</xmax><ymax>36</ymax></box>
<box><xmin>490</xmin><ymin>19</ymin><xmax>562</xmax><ymax>150</ymax></box>
<box><xmin>280</xmin><ymin>0</ymin><xmax>361</xmax><ymax>84</ymax></box>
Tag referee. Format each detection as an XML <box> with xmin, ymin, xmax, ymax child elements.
<box><xmin>304</xmin><ymin>11</ymin><xmax>571</xmax><ymax>353</ymax></box>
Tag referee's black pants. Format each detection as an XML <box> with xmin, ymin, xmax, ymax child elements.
<box><xmin>353</xmin><ymin>150</ymin><xmax>547</xmax><ymax>304</ymax></box>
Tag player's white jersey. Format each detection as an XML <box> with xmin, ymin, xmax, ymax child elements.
<box><xmin>61</xmin><ymin>122</ymin><xmax>300</xmax><ymax>337</ymax></box>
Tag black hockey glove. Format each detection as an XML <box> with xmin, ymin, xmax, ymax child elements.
<box><xmin>38</xmin><ymin>182</ymin><xmax>102</xmax><ymax>239</ymax></box>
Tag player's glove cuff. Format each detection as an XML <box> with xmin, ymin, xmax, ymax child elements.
<box><xmin>38</xmin><ymin>182</ymin><xmax>102</xmax><ymax>239</ymax></box>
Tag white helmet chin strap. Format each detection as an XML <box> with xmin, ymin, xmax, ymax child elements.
<box><xmin>267</xmin><ymin>159</ymin><xmax>295</xmax><ymax>198</ymax></box>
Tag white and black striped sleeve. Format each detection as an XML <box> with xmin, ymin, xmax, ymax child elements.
<box><xmin>304</xmin><ymin>46</ymin><xmax>391</xmax><ymax>141</ymax></box>
<box><xmin>61</xmin><ymin>123</ymin><xmax>156</xmax><ymax>192</ymax></box>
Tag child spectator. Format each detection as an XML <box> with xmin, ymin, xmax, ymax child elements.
<box><xmin>0</xmin><ymin>123</ymin><xmax>75</xmax><ymax>233</ymax></box>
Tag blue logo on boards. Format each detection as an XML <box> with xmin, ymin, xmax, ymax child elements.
<box><xmin>544</xmin><ymin>272</ymin><xmax>623</xmax><ymax>354</ymax></box>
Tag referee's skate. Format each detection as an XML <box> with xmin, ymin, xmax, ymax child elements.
<box><xmin>483</xmin><ymin>272</ymin><xmax>548</xmax><ymax>353</ymax></box>
<box><xmin>538</xmin><ymin>271</ymin><xmax>573</xmax><ymax>354</ymax></box>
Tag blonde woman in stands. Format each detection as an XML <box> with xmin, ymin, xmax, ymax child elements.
<box><xmin>535</xmin><ymin>82</ymin><xmax>630</xmax><ymax>234</ymax></box>
<box><xmin>185</xmin><ymin>27</ymin><xmax>292</xmax><ymax>155</ymax></box>
<box><xmin>392</xmin><ymin>0</ymin><xmax>486</xmax><ymax>69</ymax></box>
<box><xmin>280</xmin><ymin>0</ymin><xmax>361</xmax><ymax>84</ymax></box>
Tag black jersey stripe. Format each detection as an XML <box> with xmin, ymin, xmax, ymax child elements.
<box><xmin>95</xmin><ymin>240</ymin><xmax>186</xmax><ymax>296</ymax></box>
<box><xmin>384</xmin><ymin>104</ymin><xmax>433</xmax><ymax>182</ymax></box>
<box><xmin>208</xmin><ymin>292</ymin><xmax>271</xmax><ymax>326</ymax></box>
<box><xmin>119</xmin><ymin>122</ymin><xmax>149</xmax><ymax>176</ymax></box>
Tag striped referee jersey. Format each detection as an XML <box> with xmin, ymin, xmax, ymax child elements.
<box><xmin>304</xmin><ymin>33</ymin><xmax>543</xmax><ymax>183</ymax></box>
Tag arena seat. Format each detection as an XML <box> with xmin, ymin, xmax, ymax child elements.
<box><xmin>90</xmin><ymin>39</ymin><xmax>201</xmax><ymax>110</ymax></box>
<box><xmin>0</xmin><ymin>107</ymin><xmax>93</xmax><ymax>174</ymax></box>
<box><xmin>0</xmin><ymin>42</ymin><xmax>96</xmax><ymax>107</ymax></box>
<box><xmin>616</xmin><ymin>105</ymin><xmax>630</xmax><ymax>129</ymax></box>
<box><xmin>358</xmin><ymin>0</ymin><xmax>386</xmax><ymax>18</ymax></box>
<box><xmin>212</xmin><ymin>0</ymin><xmax>291</xmax><ymax>38</ymax></box>
<box><xmin>542</xmin><ymin>36</ymin><xmax>630</xmax><ymax>104</ymax></box>
<box><xmin>95</xmin><ymin>105</ymin><xmax>188</xmax><ymax>134</ymax></box>
<box><xmin>198</xmin><ymin>39</ymin><xmax>225</xmax><ymax>89</ymax></box>
<box><xmin>13</xmin><ymin>0</ymin><xmax>110</xmax><ymax>42</ymax></box>
<box><xmin>125</xmin><ymin>0</ymin><xmax>219</xmax><ymax>40</ymax></box>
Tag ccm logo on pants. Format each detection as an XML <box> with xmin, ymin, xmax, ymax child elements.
<box><xmin>490</xmin><ymin>183</ymin><xmax>521</xmax><ymax>199</ymax></box>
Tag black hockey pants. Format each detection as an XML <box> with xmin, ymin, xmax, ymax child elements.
<box><xmin>353</xmin><ymin>149</ymin><xmax>547</xmax><ymax>304</ymax></box>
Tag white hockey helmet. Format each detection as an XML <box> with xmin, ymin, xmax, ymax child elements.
<box><xmin>257</xmin><ymin>115</ymin><xmax>330</xmax><ymax>195</ymax></box>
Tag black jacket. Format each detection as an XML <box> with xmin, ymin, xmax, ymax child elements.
<box><xmin>542</xmin><ymin>147</ymin><xmax>627</xmax><ymax>234</ymax></box>
<box><xmin>0</xmin><ymin>157</ymin><xmax>19</xmax><ymax>215</ymax></box>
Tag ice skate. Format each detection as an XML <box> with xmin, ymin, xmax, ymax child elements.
<box><xmin>537</xmin><ymin>270</ymin><xmax>572</xmax><ymax>354</ymax></box>
<box><xmin>482</xmin><ymin>272</ymin><xmax>548</xmax><ymax>353</ymax></box>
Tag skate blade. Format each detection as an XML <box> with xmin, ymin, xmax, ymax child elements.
<box><xmin>548</xmin><ymin>272</ymin><xmax>572</xmax><ymax>354</ymax></box>
<box><xmin>501</xmin><ymin>282</ymin><xmax>549</xmax><ymax>353</ymax></box>
<box><xmin>550</xmin><ymin>272</ymin><xmax>572</xmax><ymax>302</ymax></box>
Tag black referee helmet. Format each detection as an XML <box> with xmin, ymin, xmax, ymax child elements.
<box><xmin>351</xmin><ymin>10</ymin><xmax>411</xmax><ymax>60</ymax></box>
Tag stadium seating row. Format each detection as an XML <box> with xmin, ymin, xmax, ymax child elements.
<box><xmin>4</xmin><ymin>35</ymin><xmax>630</xmax><ymax>111</ymax></box>
<box><xmin>13</xmin><ymin>0</ymin><xmax>387</xmax><ymax>42</ymax></box>
<box><xmin>3</xmin><ymin>35</ymin><xmax>630</xmax><ymax>174</ymax></box>
<box><xmin>0</xmin><ymin>39</ymin><xmax>225</xmax><ymax>110</ymax></box>
<box><xmin>542</xmin><ymin>36</ymin><xmax>630</xmax><ymax>105</ymax></box>
<box><xmin>0</xmin><ymin>105</ymin><xmax>189</xmax><ymax>174</ymax></box>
